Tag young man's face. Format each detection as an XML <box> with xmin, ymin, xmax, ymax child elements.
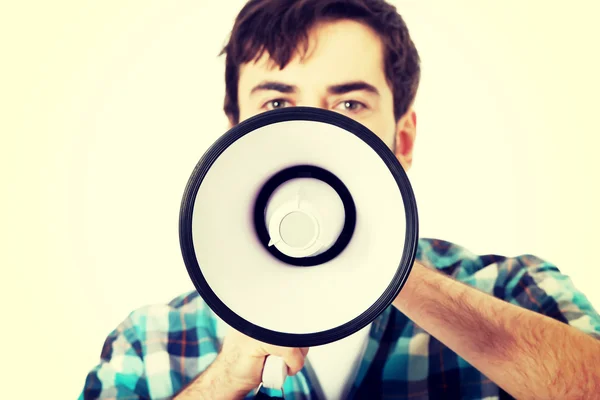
<box><xmin>235</xmin><ymin>19</ymin><xmax>417</xmax><ymax>170</ymax></box>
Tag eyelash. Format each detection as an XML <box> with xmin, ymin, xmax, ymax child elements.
<box><xmin>262</xmin><ymin>99</ymin><xmax>291</xmax><ymax>110</ymax></box>
<box><xmin>261</xmin><ymin>98</ymin><xmax>368</xmax><ymax>113</ymax></box>
<box><xmin>335</xmin><ymin>100</ymin><xmax>367</xmax><ymax>113</ymax></box>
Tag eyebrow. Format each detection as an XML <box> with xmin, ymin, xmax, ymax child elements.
<box><xmin>249</xmin><ymin>80</ymin><xmax>380</xmax><ymax>96</ymax></box>
<box><xmin>250</xmin><ymin>81</ymin><xmax>297</xmax><ymax>95</ymax></box>
<box><xmin>327</xmin><ymin>81</ymin><xmax>380</xmax><ymax>96</ymax></box>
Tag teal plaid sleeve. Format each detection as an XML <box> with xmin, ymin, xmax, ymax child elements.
<box><xmin>78</xmin><ymin>291</ymin><xmax>224</xmax><ymax>400</ymax></box>
<box><xmin>79</xmin><ymin>239</ymin><xmax>600</xmax><ymax>399</ymax></box>
<box><xmin>348</xmin><ymin>239</ymin><xmax>600</xmax><ymax>400</ymax></box>
<box><xmin>495</xmin><ymin>254</ymin><xmax>600</xmax><ymax>338</ymax></box>
<box><xmin>418</xmin><ymin>239</ymin><xmax>600</xmax><ymax>339</ymax></box>
<box><xmin>78</xmin><ymin>312</ymin><xmax>148</xmax><ymax>399</ymax></box>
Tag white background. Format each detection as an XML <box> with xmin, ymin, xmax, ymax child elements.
<box><xmin>2</xmin><ymin>1</ymin><xmax>599</xmax><ymax>398</ymax></box>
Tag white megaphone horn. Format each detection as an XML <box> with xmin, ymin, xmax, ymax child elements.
<box><xmin>179</xmin><ymin>106</ymin><xmax>418</xmax><ymax>396</ymax></box>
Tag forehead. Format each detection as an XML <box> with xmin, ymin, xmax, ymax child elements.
<box><xmin>238</xmin><ymin>19</ymin><xmax>388</xmax><ymax>95</ymax></box>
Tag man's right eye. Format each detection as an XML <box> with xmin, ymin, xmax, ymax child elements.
<box><xmin>263</xmin><ymin>99</ymin><xmax>291</xmax><ymax>110</ymax></box>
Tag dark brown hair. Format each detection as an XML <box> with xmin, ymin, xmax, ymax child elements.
<box><xmin>220</xmin><ymin>0</ymin><xmax>421</xmax><ymax>125</ymax></box>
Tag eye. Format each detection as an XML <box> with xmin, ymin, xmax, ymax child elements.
<box><xmin>334</xmin><ymin>100</ymin><xmax>367</xmax><ymax>113</ymax></box>
<box><xmin>263</xmin><ymin>99</ymin><xmax>291</xmax><ymax>110</ymax></box>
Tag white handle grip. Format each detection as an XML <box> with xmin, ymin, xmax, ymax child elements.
<box><xmin>261</xmin><ymin>355</ymin><xmax>288</xmax><ymax>389</ymax></box>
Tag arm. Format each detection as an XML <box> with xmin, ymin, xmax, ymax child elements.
<box><xmin>393</xmin><ymin>261</ymin><xmax>600</xmax><ymax>400</ymax></box>
<box><xmin>78</xmin><ymin>296</ymin><xmax>225</xmax><ymax>400</ymax></box>
<box><xmin>79</xmin><ymin>314</ymin><xmax>249</xmax><ymax>400</ymax></box>
<box><xmin>79</xmin><ymin>295</ymin><xmax>307</xmax><ymax>400</ymax></box>
<box><xmin>175</xmin><ymin>327</ymin><xmax>308</xmax><ymax>400</ymax></box>
<box><xmin>78</xmin><ymin>316</ymin><xmax>148</xmax><ymax>399</ymax></box>
<box><xmin>174</xmin><ymin>356</ymin><xmax>249</xmax><ymax>400</ymax></box>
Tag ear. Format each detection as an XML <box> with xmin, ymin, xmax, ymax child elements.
<box><xmin>393</xmin><ymin>108</ymin><xmax>417</xmax><ymax>170</ymax></box>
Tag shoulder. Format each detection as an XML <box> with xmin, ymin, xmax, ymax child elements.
<box><xmin>417</xmin><ymin>237</ymin><xmax>555</xmax><ymax>282</ymax></box>
<box><xmin>123</xmin><ymin>289</ymin><xmax>229</xmax><ymax>344</ymax></box>
<box><xmin>79</xmin><ymin>290</ymin><xmax>227</xmax><ymax>398</ymax></box>
<box><xmin>417</xmin><ymin>238</ymin><xmax>600</xmax><ymax>338</ymax></box>
<box><xmin>416</xmin><ymin>237</ymin><xmax>566</xmax><ymax>303</ymax></box>
<box><xmin>417</xmin><ymin>238</ymin><xmax>508</xmax><ymax>279</ymax></box>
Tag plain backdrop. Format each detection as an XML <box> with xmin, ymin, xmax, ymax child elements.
<box><xmin>2</xmin><ymin>1</ymin><xmax>600</xmax><ymax>398</ymax></box>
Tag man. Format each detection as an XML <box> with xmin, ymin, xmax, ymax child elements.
<box><xmin>79</xmin><ymin>0</ymin><xmax>600</xmax><ymax>399</ymax></box>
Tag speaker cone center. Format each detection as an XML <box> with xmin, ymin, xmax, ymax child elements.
<box><xmin>267</xmin><ymin>199</ymin><xmax>324</xmax><ymax>258</ymax></box>
<box><xmin>257</xmin><ymin>166</ymin><xmax>356</xmax><ymax>265</ymax></box>
<box><xmin>279</xmin><ymin>211</ymin><xmax>318</xmax><ymax>249</ymax></box>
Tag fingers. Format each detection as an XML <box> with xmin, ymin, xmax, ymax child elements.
<box><xmin>300</xmin><ymin>347</ymin><xmax>310</xmax><ymax>357</ymax></box>
<box><xmin>221</xmin><ymin>328</ymin><xmax>311</xmax><ymax>388</ymax></box>
<box><xmin>279</xmin><ymin>347</ymin><xmax>307</xmax><ymax>375</ymax></box>
<box><xmin>261</xmin><ymin>346</ymin><xmax>309</xmax><ymax>376</ymax></box>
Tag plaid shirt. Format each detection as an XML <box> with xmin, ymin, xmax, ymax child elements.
<box><xmin>79</xmin><ymin>238</ymin><xmax>600</xmax><ymax>399</ymax></box>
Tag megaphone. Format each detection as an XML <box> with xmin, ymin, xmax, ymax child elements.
<box><xmin>179</xmin><ymin>106</ymin><xmax>418</xmax><ymax>394</ymax></box>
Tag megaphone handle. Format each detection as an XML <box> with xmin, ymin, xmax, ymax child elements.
<box><xmin>261</xmin><ymin>355</ymin><xmax>288</xmax><ymax>390</ymax></box>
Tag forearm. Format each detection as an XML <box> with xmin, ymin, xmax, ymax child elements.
<box><xmin>174</xmin><ymin>355</ymin><xmax>249</xmax><ymax>400</ymax></box>
<box><xmin>393</xmin><ymin>262</ymin><xmax>600</xmax><ymax>399</ymax></box>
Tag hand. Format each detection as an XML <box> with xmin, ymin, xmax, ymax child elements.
<box><xmin>176</xmin><ymin>328</ymin><xmax>309</xmax><ymax>399</ymax></box>
<box><xmin>215</xmin><ymin>328</ymin><xmax>310</xmax><ymax>393</ymax></box>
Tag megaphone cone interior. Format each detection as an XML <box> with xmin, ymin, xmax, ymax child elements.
<box><xmin>179</xmin><ymin>107</ymin><xmax>418</xmax><ymax>347</ymax></box>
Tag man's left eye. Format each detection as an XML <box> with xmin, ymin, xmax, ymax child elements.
<box><xmin>334</xmin><ymin>101</ymin><xmax>366</xmax><ymax>112</ymax></box>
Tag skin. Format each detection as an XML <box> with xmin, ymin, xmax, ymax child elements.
<box><xmin>235</xmin><ymin>19</ymin><xmax>417</xmax><ymax>171</ymax></box>
<box><xmin>176</xmin><ymin>19</ymin><xmax>600</xmax><ymax>400</ymax></box>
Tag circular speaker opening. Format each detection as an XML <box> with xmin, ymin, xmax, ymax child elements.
<box><xmin>253</xmin><ymin>165</ymin><xmax>356</xmax><ymax>266</ymax></box>
<box><xmin>179</xmin><ymin>107</ymin><xmax>418</xmax><ymax>347</ymax></box>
